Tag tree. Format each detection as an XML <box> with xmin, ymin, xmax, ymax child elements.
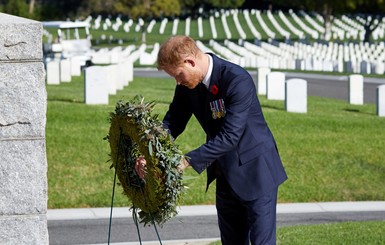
<box><xmin>179</xmin><ymin>0</ymin><xmax>204</xmax><ymax>17</ymax></box>
<box><xmin>210</xmin><ymin>0</ymin><xmax>245</xmax><ymax>9</ymax></box>
<box><xmin>344</xmin><ymin>0</ymin><xmax>385</xmax><ymax>42</ymax></box>
<box><xmin>40</xmin><ymin>0</ymin><xmax>88</xmax><ymax>19</ymax></box>
<box><xmin>83</xmin><ymin>0</ymin><xmax>116</xmax><ymax>16</ymax></box>
<box><xmin>125</xmin><ymin>0</ymin><xmax>180</xmax><ymax>19</ymax></box>
<box><xmin>242</xmin><ymin>0</ymin><xmax>270</xmax><ymax>10</ymax></box>
<box><xmin>271</xmin><ymin>0</ymin><xmax>385</xmax><ymax>42</ymax></box>
<box><xmin>3</xmin><ymin>0</ymin><xmax>29</xmax><ymax>18</ymax></box>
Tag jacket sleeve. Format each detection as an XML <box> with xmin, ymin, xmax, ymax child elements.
<box><xmin>186</xmin><ymin>72</ymin><xmax>257</xmax><ymax>174</ymax></box>
<box><xmin>163</xmin><ymin>85</ymin><xmax>193</xmax><ymax>139</ymax></box>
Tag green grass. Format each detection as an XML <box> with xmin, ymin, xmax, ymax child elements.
<box><xmin>208</xmin><ymin>221</ymin><xmax>385</xmax><ymax>244</ymax></box>
<box><xmin>46</xmin><ymin>74</ymin><xmax>385</xmax><ymax>208</ymax></box>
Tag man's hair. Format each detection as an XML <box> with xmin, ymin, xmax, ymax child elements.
<box><xmin>157</xmin><ymin>35</ymin><xmax>201</xmax><ymax>71</ymax></box>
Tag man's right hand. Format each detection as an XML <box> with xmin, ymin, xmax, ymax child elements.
<box><xmin>178</xmin><ymin>156</ymin><xmax>190</xmax><ymax>172</ymax></box>
<box><xmin>135</xmin><ymin>156</ymin><xmax>147</xmax><ymax>179</ymax></box>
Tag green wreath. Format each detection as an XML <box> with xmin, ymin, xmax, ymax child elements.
<box><xmin>105</xmin><ymin>96</ymin><xmax>185</xmax><ymax>226</ymax></box>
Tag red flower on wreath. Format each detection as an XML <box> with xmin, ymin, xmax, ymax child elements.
<box><xmin>211</xmin><ymin>85</ymin><xmax>219</xmax><ymax>95</ymax></box>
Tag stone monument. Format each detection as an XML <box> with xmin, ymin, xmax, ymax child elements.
<box><xmin>0</xmin><ymin>13</ymin><xmax>49</xmax><ymax>244</ymax></box>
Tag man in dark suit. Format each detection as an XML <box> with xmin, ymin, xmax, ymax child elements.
<box><xmin>137</xmin><ymin>35</ymin><xmax>288</xmax><ymax>244</ymax></box>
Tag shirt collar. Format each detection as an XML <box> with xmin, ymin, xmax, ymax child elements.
<box><xmin>201</xmin><ymin>54</ymin><xmax>213</xmax><ymax>89</ymax></box>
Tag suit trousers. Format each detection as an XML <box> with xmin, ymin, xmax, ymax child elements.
<box><xmin>216</xmin><ymin>175</ymin><xmax>278</xmax><ymax>245</ymax></box>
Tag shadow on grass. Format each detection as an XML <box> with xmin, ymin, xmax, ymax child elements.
<box><xmin>261</xmin><ymin>104</ymin><xmax>285</xmax><ymax>111</ymax></box>
<box><xmin>343</xmin><ymin>108</ymin><xmax>375</xmax><ymax>116</ymax></box>
<box><xmin>48</xmin><ymin>98</ymin><xmax>84</xmax><ymax>103</ymax></box>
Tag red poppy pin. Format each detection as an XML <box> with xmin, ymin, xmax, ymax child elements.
<box><xmin>211</xmin><ymin>85</ymin><xmax>219</xmax><ymax>95</ymax></box>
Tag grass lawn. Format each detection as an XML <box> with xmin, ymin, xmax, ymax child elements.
<box><xmin>208</xmin><ymin>221</ymin><xmax>385</xmax><ymax>244</ymax></box>
<box><xmin>46</xmin><ymin>74</ymin><xmax>385</xmax><ymax>209</ymax></box>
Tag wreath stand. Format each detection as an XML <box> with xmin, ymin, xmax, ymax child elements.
<box><xmin>105</xmin><ymin>98</ymin><xmax>185</xmax><ymax>244</ymax></box>
<box><xmin>107</xmin><ymin>128</ymin><xmax>163</xmax><ymax>245</ymax></box>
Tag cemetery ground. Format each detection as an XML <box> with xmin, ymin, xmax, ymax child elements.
<box><xmin>46</xmin><ymin>74</ymin><xmax>385</xmax><ymax>243</ymax></box>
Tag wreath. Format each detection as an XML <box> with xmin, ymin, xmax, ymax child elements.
<box><xmin>105</xmin><ymin>96</ymin><xmax>185</xmax><ymax>226</ymax></box>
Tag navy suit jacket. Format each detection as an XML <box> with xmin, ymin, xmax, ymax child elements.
<box><xmin>163</xmin><ymin>54</ymin><xmax>287</xmax><ymax>201</ymax></box>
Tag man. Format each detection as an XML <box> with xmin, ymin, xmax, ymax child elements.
<box><xmin>137</xmin><ymin>35</ymin><xmax>287</xmax><ymax>244</ymax></box>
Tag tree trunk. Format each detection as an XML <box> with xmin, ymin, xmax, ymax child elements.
<box><xmin>29</xmin><ymin>0</ymin><xmax>35</xmax><ymax>14</ymax></box>
<box><xmin>141</xmin><ymin>25</ymin><xmax>147</xmax><ymax>43</ymax></box>
<box><xmin>321</xmin><ymin>3</ymin><xmax>333</xmax><ymax>40</ymax></box>
<box><xmin>364</xmin><ymin>17</ymin><xmax>381</xmax><ymax>43</ymax></box>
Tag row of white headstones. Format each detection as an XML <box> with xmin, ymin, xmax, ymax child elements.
<box><xmin>204</xmin><ymin>39</ymin><xmax>385</xmax><ymax>75</ymax></box>
<box><xmin>71</xmin><ymin>9</ymin><xmax>385</xmax><ymax>76</ymax></box>
<box><xmin>256</xmin><ymin>67</ymin><xmax>385</xmax><ymax>117</ymax></box>
<box><xmin>87</xmin><ymin>9</ymin><xmax>385</xmax><ymax>42</ymax></box>
<box><xmin>45</xmin><ymin>53</ymin><xmax>385</xmax><ymax>117</ymax></box>
<box><xmin>84</xmin><ymin>37</ymin><xmax>385</xmax><ymax>75</ymax></box>
<box><xmin>46</xmin><ymin>54</ymin><xmax>134</xmax><ymax>105</ymax></box>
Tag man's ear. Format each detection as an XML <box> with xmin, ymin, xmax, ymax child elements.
<box><xmin>184</xmin><ymin>57</ymin><xmax>196</xmax><ymax>67</ymax></box>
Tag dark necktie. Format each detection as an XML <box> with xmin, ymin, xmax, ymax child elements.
<box><xmin>198</xmin><ymin>82</ymin><xmax>207</xmax><ymax>96</ymax></box>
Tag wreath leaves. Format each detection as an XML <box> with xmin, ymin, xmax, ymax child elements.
<box><xmin>106</xmin><ymin>95</ymin><xmax>185</xmax><ymax>226</ymax></box>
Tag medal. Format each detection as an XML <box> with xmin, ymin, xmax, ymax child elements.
<box><xmin>218</xmin><ymin>99</ymin><xmax>226</xmax><ymax>117</ymax></box>
<box><xmin>210</xmin><ymin>102</ymin><xmax>217</xmax><ymax>119</ymax></box>
<box><xmin>210</xmin><ymin>99</ymin><xmax>226</xmax><ymax>119</ymax></box>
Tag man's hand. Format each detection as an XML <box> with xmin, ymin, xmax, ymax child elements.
<box><xmin>136</xmin><ymin>156</ymin><xmax>188</xmax><ymax>178</ymax></box>
<box><xmin>135</xmin><ymin>156</ymin><xmax>147</xmax><ymax>179</ymax></box>
<box><xmin>178</xmin><ymin>156</ymin><xmax>190</xmax><ymax>172</ymax></box>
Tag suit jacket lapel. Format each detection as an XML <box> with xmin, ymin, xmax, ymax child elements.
<box><xmin>191</xmin><ymin>83</ymin><xmax>210</xmax><ymax>135</ymax></box>
<box><xmin>205</xmin><ymin>55</ymin><xmax>227</xmax><ymax>140</ymax></box>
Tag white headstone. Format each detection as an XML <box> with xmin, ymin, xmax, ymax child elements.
<box><xmin>305</xmin><ymin>58</ymin><xmax>313</xmax><ymax>70</ymax></box>
<box><xmin>46</xmin><ymin>60</ymin><xmax>60</xmax><ymax>85</ymax></box>
<box><xmin>139</xmin><ymin>52</ymin><xmax>155</xmax><ymax>65</ymax></box>
<box><xmin>374</xmin><ymin>61</ymin><xmax>385</xmax><ymax>75</ymax></box>
<box><xmin>256</xmin><ymin>57</ymin><xmax>269</xmax><ymax>68</ymax></box>
<box><xmin>266</xmin><ymin>72</ymin><xmax>285</xmax><ymax>100</ymax></box>
<box><xmin>337</xmin><ymin>58</ymin><xmax>344</xmax><ymax>72</ymax></box>
<box><xmin>313</xmin><ymin>59</ymin><xmax>323</xmax><ymax>71</ymax></box>
<box><xmin>109</xmin><ymin>64</ymin><xmax>123</xmax><ymax>91</ymax></box>
<box><xmin>256</xmin><ymin>67</ymin><xmax>270</xmax><ymax>95</ymax></box>
<box><xmin>110</xmin><ymin>46</ymin><xmax>122</xmax><ymax>64</ymax></box>
<box><xmin>285</xmin><ymin>78</ymin><xmax>307</xmax><ymax>113</ymax></box>
<box><xmin>349</xmin><ymin>74</ymin><xmax>364</xmax><ymax>105</ymax></box>
<box><xmin>85</xmin><ymin>66</ymin><xmax>109</xmax><ymax>105</ymax></box>
<box><xmin>139</xmin><ymin>43</ymin><xmax>159</xmax><ymax>65</ymax></box>
<box><xmin>120</xmin><ymin>59</ymin><xmax>133</xmax><ymax>86</ymax></box>
<box><xmin>107</xmin><ymin>65</ymin><xmax>118</xmax><ymax>95</ymax></box>
<box><xmin>377</xmin><ymin>85</ymin><xmax>385</xmax><ymax>117</ymax></box>
<box><xmin>322</xmin><ymin>60</ymin><xmax>333</xmax><ymax>72</ymax></box>
<box><xmin>91</xmin><ymin>49</ymin><xmax>111</xmax><ymax>64</ymax></box>
<box><xmin>70</xmin><ymin>56</ymin><xmax>85</xmax><ymax>76</ymax></box>
<box><xmin>126</xmin><ymin>59</ymin><xmax>134</xmax><ymax>83</ymax></box>
<box><xmin>60</xmin><ymin>59</ymin><xmax>71</xmax><ymax>82</ymax></box>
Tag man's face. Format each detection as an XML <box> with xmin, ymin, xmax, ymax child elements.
<box><xmin>165</xmin><ymin>60</ymin><xmax>203</xmax><ymax>89</ymax></box>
